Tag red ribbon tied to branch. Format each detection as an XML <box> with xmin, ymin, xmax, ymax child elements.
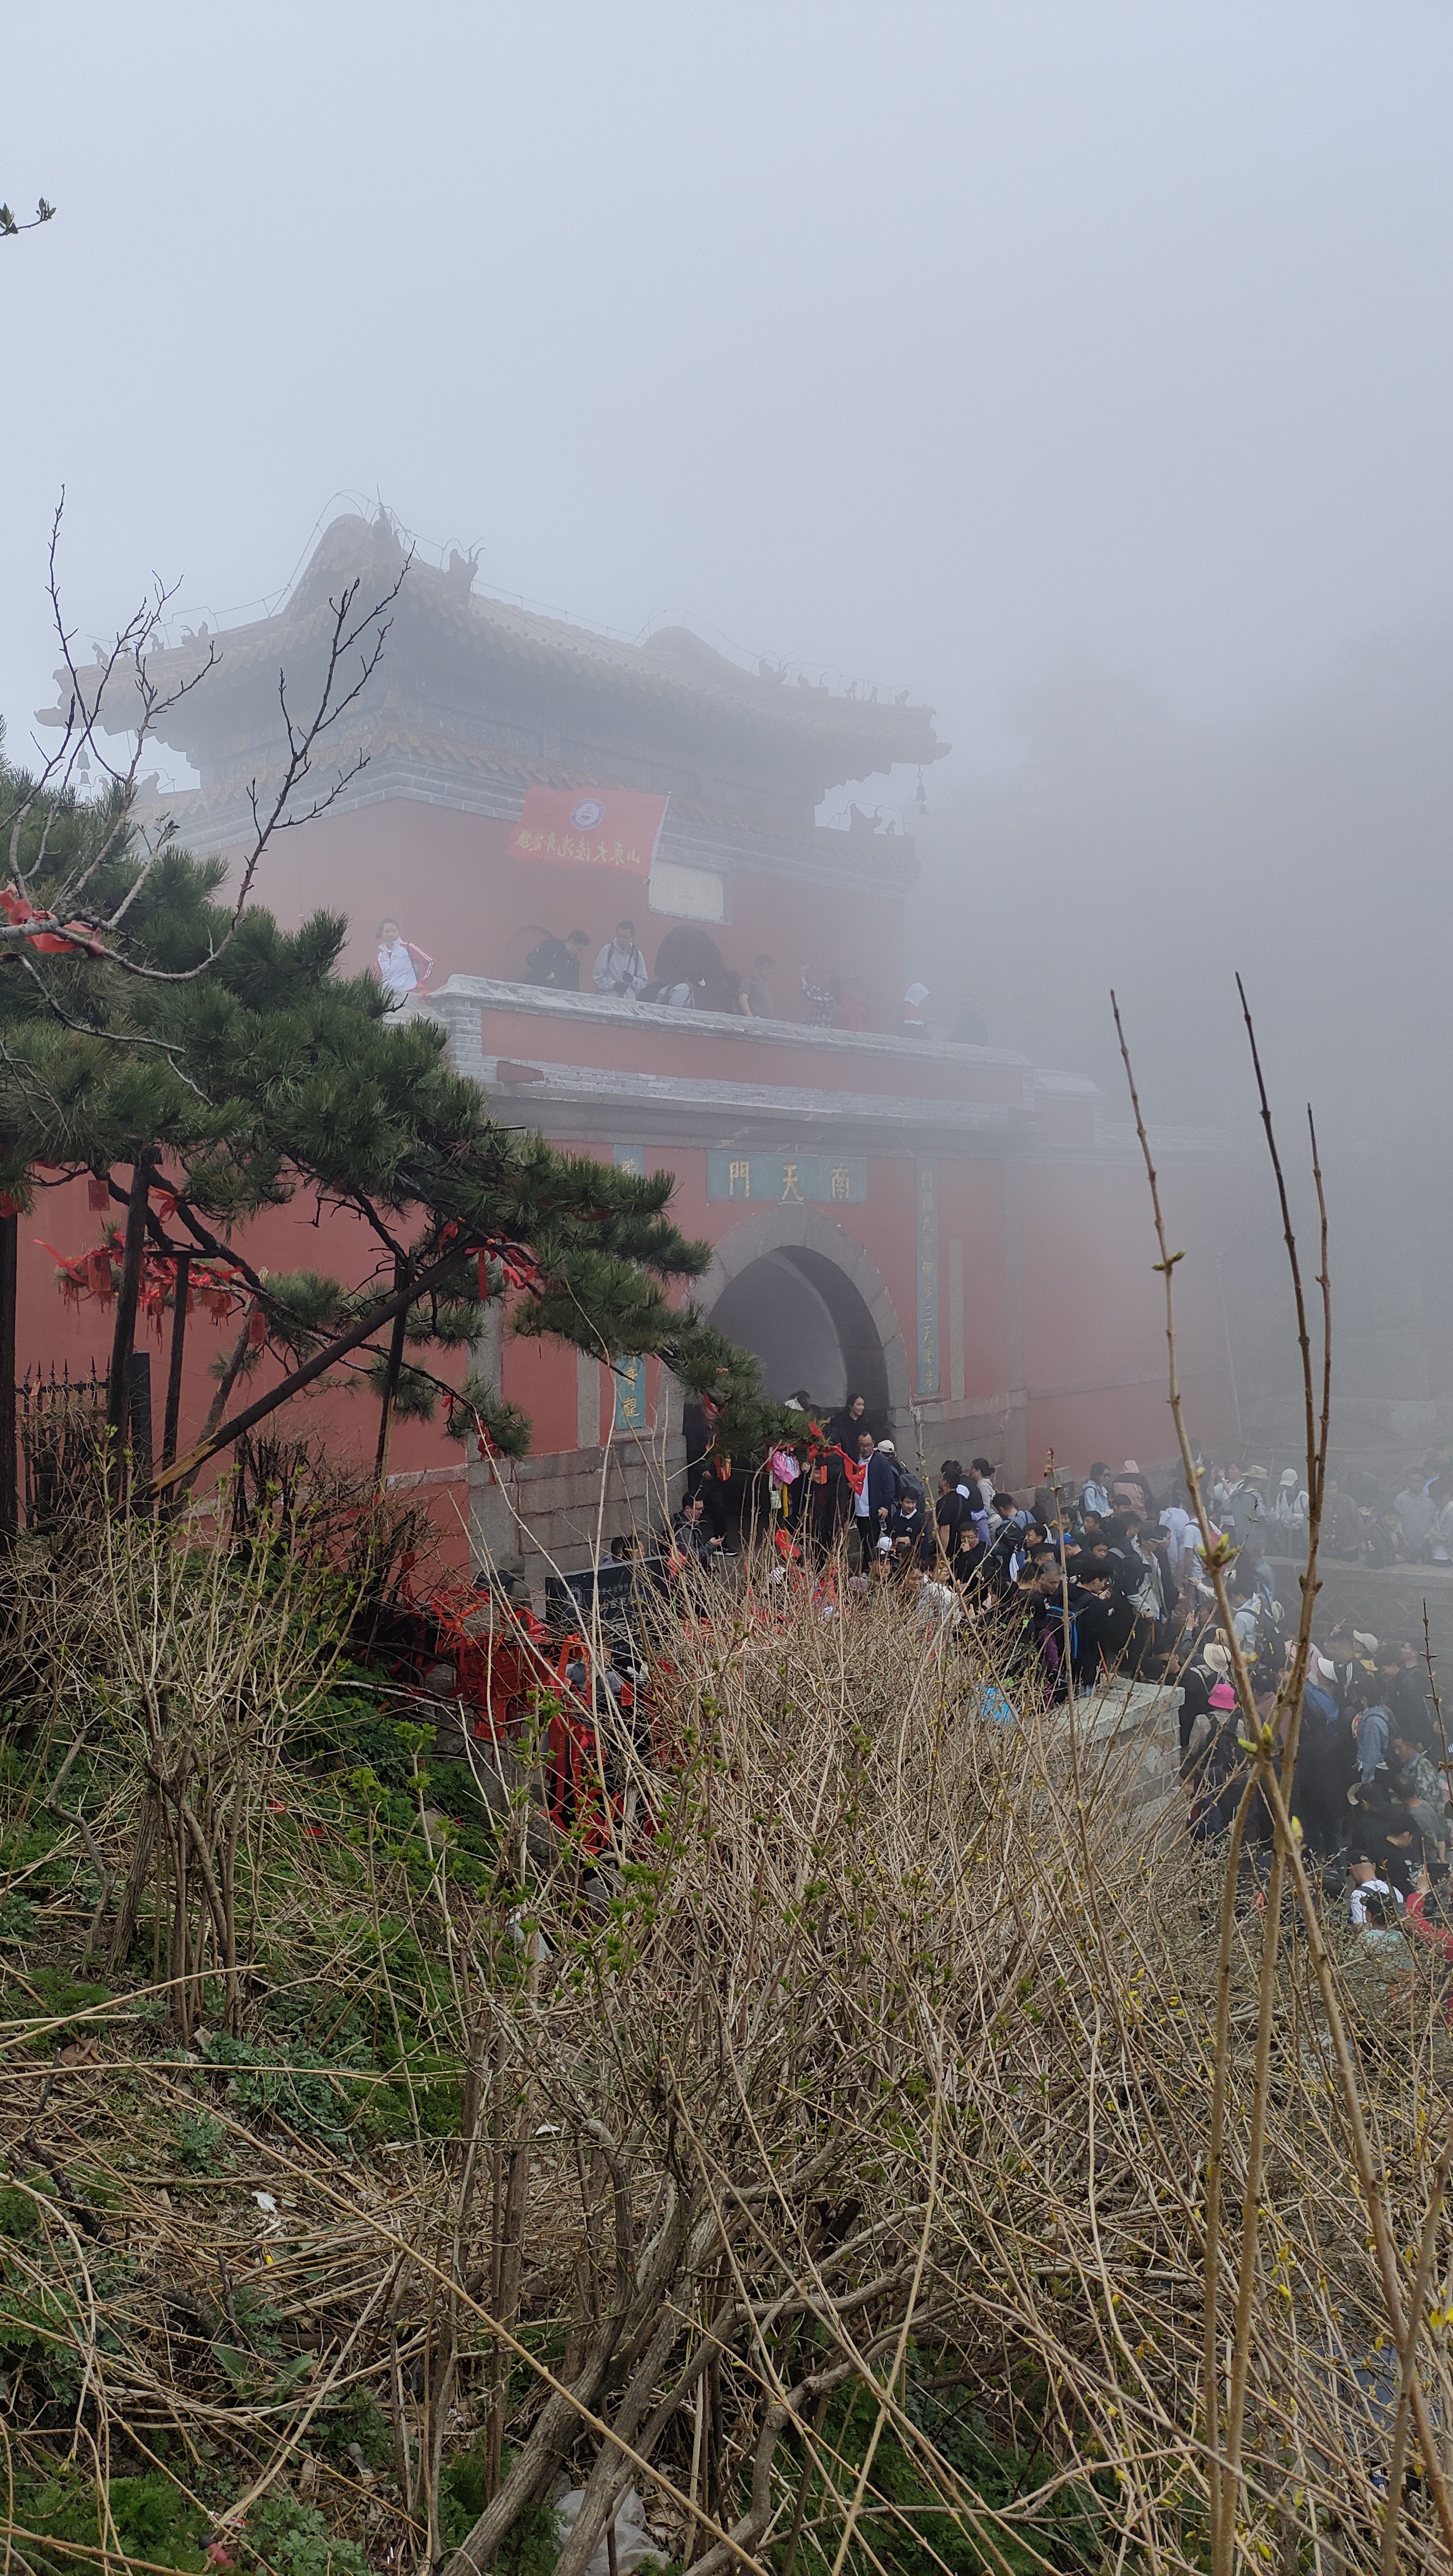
<box><xmin>476</xmin><ymin>1238</ymin><xmax>548</xmax><ymax>1299</ymax></box>
<box><xmin>2</xmin><ymin>884</ymin><xmax>105</xmax><ymax>958</ymax></box>
<box><xmin>41</xmin><ymin>1237</ymin><xmax>254</xmax><ymax>1331</ymax></box>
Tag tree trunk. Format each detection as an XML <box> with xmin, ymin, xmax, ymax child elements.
<box><xmin>161</xmin><ymin>1250</ymin><xmax>191</xmax><ymax>1475</ymax></box>
<box><xmin>105</xmin><ymin>1148</ymin><xmax>157</xmax><ymax>1495</ymax></box>
<box><xmin>170</xmin><ymin>1311</ymin><xmax>252</xmax><ymax>1505</ymax></box>
<box><xmin>108</xmin><ymin>1788</ymin><xmax>159</xmax><ymax>1974</ymax></box>
<box><xmin>151</xmin><ymin>1237</ymin><xmax>475</xmax><ymax>1500</ymax></box>
<box><xmin>374</xmin><ymin>1261</ymin><xmax>409</xmax><ymax>1490</ymax></box>
<box><xmin>0</xmin><ymin>1207</ymin><xmax>16</xmax><ymax>1552</ymax></box>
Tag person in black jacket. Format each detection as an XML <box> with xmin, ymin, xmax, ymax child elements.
<box><xmin>821</xmin><ymin>1394</ymin><xmax>869</xmax><ymax>1546</ymax></box>
<box><xmin>1382</xmin><ymin>1644</ymin><xmax>1444</xmax><ymax>1759</ymax></box>
<box><xmin>524</xmin><ymin>928</ymin><xmax>589</xmax><ymax>988</ymax></box>
<box><xmin>1069</xmin><ymin>1570</ymin><xmax>1137</xmax><ymax>1685</ymax></box>
<box><xmin>849</xmin><ymin>1432</ymin><xmax>899</xmax><ymax>1570</ymax></box>
<box><xmin>934</xmin><ymin>1470</ymin><xmax>963</xmax><ymax>1570</ymax></box>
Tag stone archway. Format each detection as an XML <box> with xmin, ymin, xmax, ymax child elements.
<box><xmin>698</xmin><ymin>1206</ymin><xmax>912</xmax><ymax>1433</ymax></box>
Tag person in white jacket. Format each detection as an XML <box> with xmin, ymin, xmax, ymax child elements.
<box><xmin>593</xmin><ymin>921</ymin><xmax>649</xmax><ymax>999</ymax></box>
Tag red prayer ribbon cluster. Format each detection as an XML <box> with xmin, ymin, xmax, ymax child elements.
<box><xmin>41</xmin><ymin>1236</ymin><xmax>255</xmax><ymax>1334</ymax></box>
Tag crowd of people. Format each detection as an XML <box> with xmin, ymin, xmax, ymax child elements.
<box><xmin>662</xmin><ymin>1409</ymin><xmax>1453</xmax><ymax>1948</ymax></box>
<box><xmin>676</xmin><ymin>1406</ymin><xmax>1241</xmax><ymax>1672</ymax></box>
<box><xmin>375</xmin><ymin>900</ymin><xmax>992</xmax><ymax>1041</ymax></box>
<box><xmin>523</xmin><ymin>915</ymin><xmax>787</xmax><ymax>1018</ymax></box>
<box><xmin>1204</xmin><ymin>1452</ymin><xmax>1453</xmax><ymax>1567</ymax></box>
<box><xmin>520</xmin><ymin>913</ymin><xmax>989</xmax><ymax>1040</ymax></box>
<box><xmin>523</xmin><ymin>914</ymin><xmax>875</xmax><ymax>1026</ymax></box>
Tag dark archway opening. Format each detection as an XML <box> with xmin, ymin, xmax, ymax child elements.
<box><xmin>649</xmin><ymin>925</ymin><xmax>737</xmax><ymax>1012</ymax></box>
<box><xmin>708</xmin><ymin>1246</ymin><xmax>891</xmax><ymax>1426</ymax></box>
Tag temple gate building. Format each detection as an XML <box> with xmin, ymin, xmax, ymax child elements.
<box><xmin>43</xmin><ymin>510</ymin><xmax>1233</xmax><ymax>1580</ymax></box>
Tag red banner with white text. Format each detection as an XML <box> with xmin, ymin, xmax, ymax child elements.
<box><xmin>506</xmin><ymin>787</ymin><xmax>669</xmax><ymax>879</ymax></box>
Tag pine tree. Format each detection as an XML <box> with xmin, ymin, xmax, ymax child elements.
<box><xmin>0</xmin><ymin>753</ymin><xmax>777</xmax><ymax>1520</ymax></box>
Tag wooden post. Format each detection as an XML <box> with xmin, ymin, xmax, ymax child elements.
<box><xmin>0</xmin><ymin>1208</ymin><xmax>17</xmax><ymax>1552</ymax></box>
<box><xmin>105</xmin><ymin>1148</ymin><xmax>157</xmax><ymax>1493</ymax></box>
<box><xmin>161</xmin><ymin>1249</ymin><xmax>191</xmax><ymax>1480</ymax></box>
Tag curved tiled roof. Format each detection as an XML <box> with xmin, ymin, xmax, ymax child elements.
<box><xmin>41</xmin><ymin>514</ymin><xmax>949</xmax><ymax>788</ymax></box>
<box><xmin>128</xmin><ymin>696</ymin><xmax>922</xmax><ymax>887</ymax></box>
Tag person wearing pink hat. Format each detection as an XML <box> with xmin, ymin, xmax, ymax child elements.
<box><xmin>1188</xmin><ymin>1680</ymin><xmax>1246</xmax><ymax>1840</ymax></box>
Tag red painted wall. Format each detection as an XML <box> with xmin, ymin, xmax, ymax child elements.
<box><xmin>1018</xmin><ymin>1158</ymin><xmax>1235</xmax><ymax>1471</ymax></box>
<box><xmin>16</xmin><ymin>1172</ymin><xmax>474</xmax><ymax>1566</ymax></box>
<box><xmin>16</xmin><ymin>1135</ymin><xmax>1235</xmax><ymax>1557</ymax></box>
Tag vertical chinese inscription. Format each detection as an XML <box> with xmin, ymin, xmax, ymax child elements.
<box><xmin>613</xmin><ymin>1353</ymin><xmax>647</xmax><ymax>1433</ymax></box>
<box><xmin>916</xmin><ymin>1159</ymin><xmax>939</xmax><ymax>1397</ymax></box>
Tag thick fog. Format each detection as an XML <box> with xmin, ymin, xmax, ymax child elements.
<box><xmin>6</xmin><ymin>2</ymin><xmax>1453</xmax><ymax>1431</ymax></box>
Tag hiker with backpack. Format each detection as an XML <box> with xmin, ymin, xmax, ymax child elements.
<box><xmin>1291</xmin><ymin>1668</ymin><xmax>1355</xmax><ymax>1856</ymax></box>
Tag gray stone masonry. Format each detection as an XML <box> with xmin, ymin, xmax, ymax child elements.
<box><xmin>469</xmin><ymin>1437</ymin><xmax>685</xmax><ymax>1601</ymax></box>
<box><xmin>1061</xmin><ymin>1677</ymin><xmax>1183</xmax><ymax>1827</ymax></box>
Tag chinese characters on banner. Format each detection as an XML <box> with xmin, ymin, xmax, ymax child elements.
<box><xmin>705</xmin><ymin>1153</ymin><xmax>867</xmax><ymax>1204</ymax></box>
<box><xmin>506</xmin><ymin>787</ymin><xmax>670</xmax><ymax>879</ymax></box>
<box><xmin>613</xmin><ymin>1146</ymin><xmax>648</xmax><ymax>1430</ymax></box>
<box><xmin>916</xmin><ymin>1160</ymin><xmax>939</xmax><ymax>1396</ymax></box>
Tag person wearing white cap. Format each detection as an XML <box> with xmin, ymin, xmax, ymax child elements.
<box><xmin>1274</xmin><ymin>1468</ymin><xmax>1308</xmax><ymax>1528</ymax></box>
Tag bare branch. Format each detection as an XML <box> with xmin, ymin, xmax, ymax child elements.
<box><xmin>4</xmin><ymin>503</ymin><xmax>400</xmax><ymax>996</ymax></box>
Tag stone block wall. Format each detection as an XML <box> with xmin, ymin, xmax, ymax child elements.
<box><xmin>469</xmin><ymin>1436</ymin><xmax>686</xmax><ymax>1601</ymax></box>
<box><xmin>1064</xmin><ymin>1676</ymin><xmax>1183</xmax><ymax>1828</ymax></box>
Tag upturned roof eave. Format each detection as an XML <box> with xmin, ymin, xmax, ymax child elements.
<box><xmin>36</xmin><ymin>521</ymin><xmax>950</xmax><ymax>779</ymax></box>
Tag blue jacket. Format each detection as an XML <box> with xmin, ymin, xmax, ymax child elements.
<box><xmin>858</xmin><ymin>1450</ymin><xmax>899</xmax><ymax>1523</ymax></box>
<box><xmin>1356</xmin><ymin>1703</ymin><xmax>1391</xmax><ymax>1785</ymax></box>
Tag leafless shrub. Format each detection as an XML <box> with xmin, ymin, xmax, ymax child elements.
<box><xmin>6</xmin><ymin>1538</ymin><xmax>1453</xmax><ymax>2575</ymax></box>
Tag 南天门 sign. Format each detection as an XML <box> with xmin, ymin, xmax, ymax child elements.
<box><xmin>707</xmin><ymin>1154</ymin><xmax>867</xmax><ymax>1204</ymax></box>
<box><xmin>506</xmin><ymin>787</ymin><xmax>669</xmax><ymax>878</ymax></box>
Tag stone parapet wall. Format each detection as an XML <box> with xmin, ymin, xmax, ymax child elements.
<box><xmin>469</xmin><ymin>1438</ymin><xmax>685</xmax><ymax>1600</ymax></box>
<box><xmin>1062</xmin><ymin>1676</ymin><xmax>1183</xmax><ymax>1828</ymax></box>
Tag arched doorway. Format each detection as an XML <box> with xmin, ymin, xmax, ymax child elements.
<box><xmin>650</xmin><ymin>924</ymin><xmax>736</xmax><ymax>1013</ymax></box>
<box><xmin>710</xmin><ymin>1248</ymin><xmax>889</xmax><ymax>1418</ymax></box>
<box><xmin>699</xmin><ymin>1207</ymin><xmax>910</xmax><ymax>1433</ymax></box>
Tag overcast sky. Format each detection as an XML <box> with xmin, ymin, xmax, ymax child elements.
<box><xmin>8</xmin><ymin>1</ymin><xmax>1453</xmax><ymax>1403</ymax></box>
<box><xmin>6</xmin><ymin>1</ymin><xmax>1453</xmax><ymax>782</ymax></box>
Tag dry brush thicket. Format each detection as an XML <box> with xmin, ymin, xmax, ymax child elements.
<box><xmin>2</xmin><ymin>1521</ymin><xmax>1453</xmax><ymax>2576</ymax></box>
